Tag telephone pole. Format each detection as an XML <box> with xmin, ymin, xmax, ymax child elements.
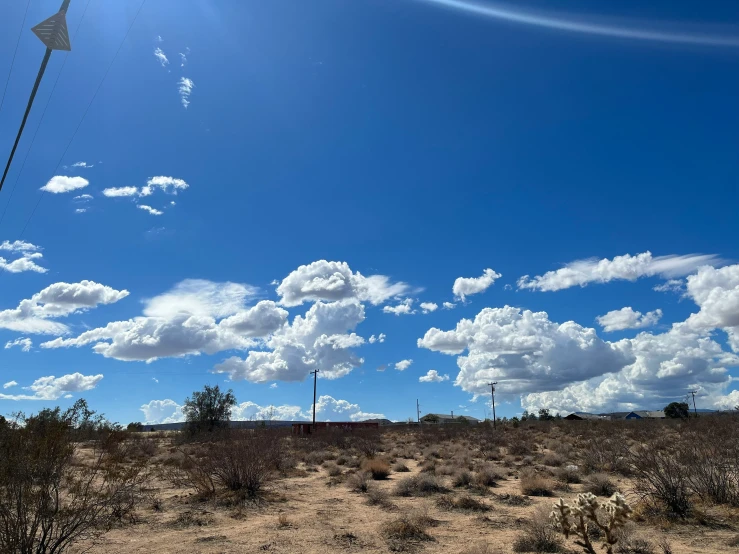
<box><xmin>488</xmin><ymin>382</ymin><xmax>497</xmax><ymax>429</ymax></box>
<box><xmin>688</xmin><ymin>390</ymin><xmax>698</xmax><ymax>418</ymax></box>
<box><xmin>416</xmin><ymin>399</ymin><xmax>421</xmax><ymax>424</ymax></box>
<box><xmin>310</xmin><ymin>369</ymin><xmax>319</xmax><ymax>431</ymax></box>
<box><xmin>1</xmin><ymin>0</ymin><xmax>73</xmax><ymax>193</ymax></box>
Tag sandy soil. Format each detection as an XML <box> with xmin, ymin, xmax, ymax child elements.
<box><xmin>79</xmin><ymin>452</ymin><xmax>739</xmax><ymax>554</ymax></box>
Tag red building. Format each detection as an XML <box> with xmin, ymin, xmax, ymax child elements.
<box><xmin>292</xmin><ymin>421</ymin><xmax>379</xmax><ymax>435</ymax></box>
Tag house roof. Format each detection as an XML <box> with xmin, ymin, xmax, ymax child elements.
<box><xmin>422</xmin><ymin>413</ymin><xmax>480</xmax><ymax>421</ymax></box>
<box><xmin>566</xmin><ymin>412</ymin><xmax>607</xmax><ymax>420</ymax></box>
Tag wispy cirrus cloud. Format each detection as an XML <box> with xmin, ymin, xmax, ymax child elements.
<box><xmin>154</xmin><ymin>47</ymin><xmax>169</xmax><ymax>67</ymax></box>
<box><xmin>518</xmin><ymin>252</ymin><xmax>721</xmax><ymax>292</ymax></box>
<box><xmin>178</xmin><ymin>77</ymin><xmax>194</xmax><ymax>108</ymax></box>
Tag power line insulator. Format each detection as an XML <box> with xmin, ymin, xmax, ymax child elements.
<box><xmin>32</xmin><ymin>11</ymin><xmax>71</xmax><ymax>51</ymax></box>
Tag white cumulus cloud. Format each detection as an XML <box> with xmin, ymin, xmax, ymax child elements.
<box><xmin>276</xmin><ymin>260</ymin><xmax>410</xmax><ymax>307</ymax></box>
<box><xmin>40</xmin><ymin>176</ymin><xmax>89</xmax><ymax>194</ymax></box>
<box><xmin>395</xmin><ymin>359</ymin><xmax>413</xmax><ymax>371</ymax></box>
<box><xmin>418</xmin><ymin>305</ymin><xmax>633</xmax><ymax>396</ymax></box>
<box><xmin>597</xmin><ymin>307</ymin><xmax>663</xmax><ymax>332</ymax></box>
<box><xmin>0</xmin><ymin>373</ymin><xmax>103</xmax><ymax>401</ymax></box>
<box><xmin>103</xmin><ymin>186</ymin><xmax>138</xmax><ymax>197</ymax></box>
<box><xmin>383</xmin><ymin>298</ymin><xmax>415</xmax><ymax>316</ymax></box>
<box><xmin>443</xmin><ymin>302</ymin><xmax>456</xmax><ymax>310</ymax></box>
<box><xmin>420</xmin><ymin>302</ymin><xmax>438</xmax><ymax>314</ymax></box>
<box><xmin>5</xmin><ymin>337</ymin><xmax>32</xmax><ymax>352</ymax></box>
<box><xmin>419</xmin><ymin>369</ymin><xmax>449</xmax><ymax>383</ymax></box>
<box><xmin>42</xmin><ymin>280</ymin><xmax>285</xmax><ymax>363</ymax></box>
<box><xmin>213</xmin><ymin>300</ymin><xmax>365</xmax><ymax>382</ymax></box>
<box><xmin>138</xmin><ymin>205</ymin><xmax>163</xmax><ymax>216</ymax></box>
<box><xmin>368</xmin><ymin>333</ymin><xmax>386</xmax><ymax>344</ymax></box>
<box><xmin>140</xmin><ymin>399</ymin><xmax>183</xmax><ymax>424</ymax></box>
<box><xmin>0</xmin><ymin>280</ymin><xmax>129</xmax><ymax>335</ymax></box>
<box><xmin>453</xmin><ymin>268</ymin><xmax>501</xmax><ymax>300</ymax></box>
<box><xmin>141</xmin><ymin>176</ymin><xmax>189</xmax><ymax>196</ymax></box>
<box><xmin>518</xmin><ymin>251</ymin><xmax>721</xmax><ymax>292</ymax></box>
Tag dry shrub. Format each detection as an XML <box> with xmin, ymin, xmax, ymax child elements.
<box><xmin>520</xmin><ymin>468</ymin><xmax>555</xmax><ymax>497</ymax></box>
<box><xmin>436</xmin><ymin>494</ymin><xmax>489</xmax><ymax>512</ymax></box>
<box><xmin>172</xmin><ymin>510</ymin><xmax>213</xmax><ymax>527</ymax></box>
<box><xmin>496</xmin><ymin>493</ymin><xmax>531</xmax><ymax>506</ymax></box>
<box><xmin>460</xmin><ymin>543</ymin><xmax>494</xmax><ymax>554</ymax></box>
<box><xmin>362</xmin><ymin>458</ymin><xmax>391</xmax><ymax>480</ymax></box>
<box><xmin>586</xmin><ymin>473</ymin><xmax>618</xmax><ymax>497</ymax></box>
<box><xmin>347</xmin><ymin>471</ymin><xmax>371</xmax><ymax>493</ymax></box>
<box><xmin>420</xmin><ymin>460</ymin><xmax>437</xmax><ymax>473</ymax></box>
<box><xmin>475</xmin><ymin>465</ymin><xmax>502</xmax><ymax>487</ymax></box>
<box><xmin>555</xmin><ymin>465</ymin><xmax>581</xmax><ymax>484</ymax></box>
<box><xmin>541</xmin><ymin>452</ymin><xmax>564</xmax><ymax>467</ymax></box>
<box><xmin>453</xmin><ymin>469</ymin><xmax>473</xmax><ymax>488</ymax></box>
<box><xmin>395</xmin><ymin>474</ymin><xmax>447</xmax><ymax>497</ymax></box>
<box><xmin>383</xmin><ymin>510</ymin><xmax>436</xmax><ymax>548</ymax></box>
<box><xmin>0</xmin><ymin>412</ymin><xmax>150</xmax><ymax>553</ymax></box>
<box><xmin>324</xmin><ymin>462</ymin><xmax>342</xmax><ymax>477</ymax></box>
<box><xmin>512</xmin><ymin>505</ymin><xmax>563</xmax><ymax>553</ymax></box>
<box><xmin>393</xmin><ymin>461</ymin><xmax>411</xmax><ymax>472</ymax></box>
<box><xmin>178</xmin><ymin>431</ymin><xmax>279</xmax><ymax>499</ymax></box>
<box><xmin>629</xmin><ymin>441</ymin><xmax>691</xmax><ymax>517</ymax></box>
<box><xmin>366</xmin><ymin>484</ymin><xmax>394</xmax><ymax>508</ymax></box>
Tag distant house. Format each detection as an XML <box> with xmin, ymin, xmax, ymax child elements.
<box><xmin>361</xmin><ymin>418</ymin><xmax>393</xmax><ymax>425</ymax></box>
<box><xmin>600</xmin><ymin>410</ymin><xmax>666</xmax><ymax>420</ymax></box>
<box><xmin>420</xmin><ymin>413</ymin><xmax>480</xmax><ymax>425</ymax></box>
<box><xmin>565</xmin><ymin>412</ymin><xmax>608</xmax><ymax>421</ymax></box>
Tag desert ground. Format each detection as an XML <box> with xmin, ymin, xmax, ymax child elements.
<box><xmin>65</xmin><ymin>419</ymin><xmax>739</xmax><ymax>554</ymax></box>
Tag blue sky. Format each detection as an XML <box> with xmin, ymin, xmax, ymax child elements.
<box><xmin>1</xmin><ymin>0</ymin><xmax>738</xmax><ymax>425</ymax></box>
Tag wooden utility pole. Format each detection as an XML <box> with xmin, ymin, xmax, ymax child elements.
<box><xmin>416</xmin><ymin>399</ymin><xmax>421</xmax><ymax>423</ymax></box>
<box><xmin>1</xmin><ymin>0</ymin><xmax>72</xmax><ymax>192</ymax></box>
<box><xmin>310</xmin><ymin>369</ymin><xmax>319</xmax><ymax>431</ymax></box>
<box><xmin>688</xmin><ymin>390</ymin><xmax>698</xmax><ymax>418</ymax></box>
<box><xmin>488</xmin><ymin>382</ymin><xmax>497</xmax><ymax>429</ymax></box>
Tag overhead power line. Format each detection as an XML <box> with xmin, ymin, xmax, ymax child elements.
<box><xmin>0</xmin><ymin>0</ymin><xmax>73</xmax><ymax>195</ymax></box>
<box><xmin>20</xmin><ymin>0</ymin><xmax>148</xmax><ymax>239</ymax></box>
<box><xmin>0</xmin><ymin>0</ymin><xmax>92</xmax><ymax>231</ymax></box>
<box><xmin>0</xmin><ymin>0</ymin><xmax>32</xmax><ymax>114</ymax></box>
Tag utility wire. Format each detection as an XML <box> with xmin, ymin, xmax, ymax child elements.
<box><xmin>20</xmin><ymin>0</ymin><xmax>147</xmax><ymax>239</ymax></box>
<box><xmin>0</xmin><ymin>0</ymin><xmax>93</xmax><ymax>230</ymax></box>
<box><xmin>0</xmin><ymin>0</ymin><xmax>32</xmax><ymax>114</ymax></box>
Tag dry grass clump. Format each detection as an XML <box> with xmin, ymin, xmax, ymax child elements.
<box><xmin>520</xmin><ymin>468</ymin><xmax>555</xmax><ymax>497</ymax></box>
<box><xmin>475</xmin><ymin>465</ymin><xmax>503</xmax><ymax>487</ymax></box>
<box><xmin>555</xmin><ymin>465</ymin><xmax>581</xmax><ymax>484</ymax></box>
<box><xmin>362</xmin><ymin>458</ymin><xmax>391</xmax><ymax>480</ymax></box>
<box><xmin>586</xmin><ymin>472</ymin><xmax>618</xmax><ymax>497</ymax></box>
<box><xmin>347</xmin><ymin>471</ymin><xmax>371</xmax><ymax>493</ymax></box>
<box><xmin>541</xmin><ymin>452</ymin><xmax>565</xmax><ymax>467</ymax></box>
<box><xmin>435</xmin><ymin>494</ymin><xmax>490</xmax><ymax>512</ymax></box>
<box><xmin>452</xmin><ymin>469</ymin><xmax>473</xmax><ymax>488</ymax></box>
<box><xmin>512</xmin><ymin>506</ymin><xmax>563</xmax><ymax>553</ymax></box>
<box><xmin>395</xmin><ymin>474</ymin><xmax>448</xmax><ymax>497</ymax></box>
<box><xmin>495</xmin><ymin>493</ymin><xmax>532</xmax><ymax>506</ymax></box>
<box><xmin>393</xmin><ymin>461</ymin><xmax>411</xmax><ymax>472</ymax></box>
<box><xmin>382</xmin><ymin>510</ymin><xmax>436</xmax><ymax>549</ymax></box>
<box><xmin>366</xmin><ymin>484</ymin><xmax>395</xmax><ymax>509</ymax></box>
<box><xmin>323</xmin><ymin>461</ymin><xmax>343</xmax><ymax>477</ymax></box>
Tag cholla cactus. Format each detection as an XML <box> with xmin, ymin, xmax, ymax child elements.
<box><xmin>550</xmin><ymin>492</ymin><xmax>632</xmax><ymax>554</ymax></box>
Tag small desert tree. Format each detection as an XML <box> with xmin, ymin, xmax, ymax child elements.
<box><xmin>183</xmin><ymin>385</ymin><xmax>237</xmax><ymax>434</ymax></box>
<box><xmin>0</xmin><ymin>405</ymin><xmax>148</xmax><ymax>553</ymax></box>
<box><xmin>664</xmin><ymin>402</ymin><xmax>690</xmax><ymax>419</ymax></box>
